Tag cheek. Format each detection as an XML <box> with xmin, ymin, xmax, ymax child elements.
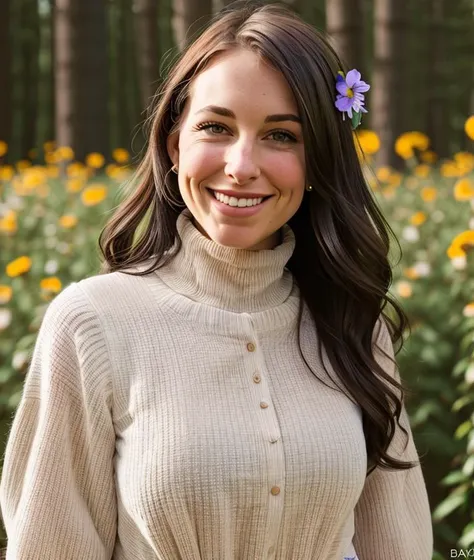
<box><xmin>266</xmin><ymin>152</ymin><xmax>305</xmax><ymax>191</ymax></box>
<box><xmin>179</xmin><ymin>140</ymin><xmax>222</xmax><ymax>179</ymax></box>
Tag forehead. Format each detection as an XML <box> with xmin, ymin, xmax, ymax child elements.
<box><xmin>187</xmin><ymin>49</ymin><xmax>298</xmax><ymax>113</ymax></box>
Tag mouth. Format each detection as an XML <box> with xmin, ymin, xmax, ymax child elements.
<box><xmin>205</xmin><ymin>188</ymin><xmax>273</xmax><ymax>204</ymax></box>
<box><xmin>205</xmin><ymin>187</ymin><xmax>274</xmax><ymax>217</ymax></box>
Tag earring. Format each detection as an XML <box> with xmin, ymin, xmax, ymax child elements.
<box><xmin>171</xmin><ymin>164</ymin><xmax>178</xmax><ymax>174</ymax></box>
<box><xmin>306</xmin><ymin>185</ymin><xmax>313</xmax><ymax>192</ymax></box>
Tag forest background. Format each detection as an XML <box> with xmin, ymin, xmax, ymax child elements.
<box><xmin>1</xmin><ymin>0</ymin><xmax>474</xmax><ymax>558</ymax></box>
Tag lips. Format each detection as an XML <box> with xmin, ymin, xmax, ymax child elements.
<box><xmin>206</xmin><ymin>188</ymin><xmax>272</xmax><ymax>200</ymax></box>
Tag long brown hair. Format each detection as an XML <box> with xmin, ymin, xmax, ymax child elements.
<box><xmin>98</xmin><ymin>0</ymin><xmax>415</xmax><ymax>475</ymax></box>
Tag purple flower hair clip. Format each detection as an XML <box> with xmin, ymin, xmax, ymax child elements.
<box><xmin>335</xmin><ymin>69</ymin><xmax>371</xmax><ymax>130</ymax></box>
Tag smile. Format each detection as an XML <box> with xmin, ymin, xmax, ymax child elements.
<box><xmin>206</xmin><ymin>188</ymin><xmax>273</xmax><ymax>218</ymax></box>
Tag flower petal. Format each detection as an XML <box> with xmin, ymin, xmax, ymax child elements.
<box><xmin>353</xmin><ymin>81</ymin><xmax>370</xmax><ymax>93</ymax></box>
<box><xmin>335</xmin><ymin>96</ymin><xmax>353</xmax><ymax>112</ymax></box>
<box><xmin>346</xmin><ymin>69</ymin><xmax>361</xmax><ymax>88</ymax></box>
<box><xmin>336</xmin><ymin>81</ymin><xmax>349</xmax><ymax>96</ymax></box>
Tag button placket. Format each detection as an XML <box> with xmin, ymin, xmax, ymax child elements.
<box><xmin>244</xmin><ymin>334</ymin><xmax>284</xmax><ymax>552</ymax></box>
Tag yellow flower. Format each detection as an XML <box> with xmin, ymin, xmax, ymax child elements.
<box><xmin>44</xmin><ymin>151</ymin><xmax>58</xmax><ymax>164</ymax></box>
<box><xmin>447</xmin><ymin>244</ymin><xmax>466</xmax><ymax>259</ymax></box>
<box><xmin>0</xmin><ymin>141</ymin><xmax>8</xmax><ymax>157</ymax></box>
<box><xmin>448</xmin><ymin>230</ymin><xmax>474</xmax><ymax>259</ymax></box>
<box><xmin>59</xmin><ymin>214</ymin><xmax>78</xmax><ymax>228</ymax></box>
<box><xmin>421</xmin><ymin>187</ymin><xmax>437</xmax><ymax>202</ymax></box>
<box><xmin>454</xmin><ymin>178</ymin><xmax>474</xmax><ymax>201</ymax></box>
<box><xmin>394</xmin><ymin>132</ymin><xmax>430</xmax><ymax>159</ymax></box>
<box><xmin>67</xmin><ymin>162</ymin><xmax>89</xmax><ymax>180</ymax></box>
<box><xmin>465</xmin><ymin>115</ymin><xmax>474</xmax><ymax>140</ymax></box>
<box><xmin>37</xmin><ymin>184</ymin><xmax>50</xmax><ymax>198</ymax></box>
<box><xmin>6</xmin><ymin>256</ymin><xmax>32</xmax><ymax>277</ymax></box>
<box><xmin>453</xmin><ymin>152</ymin><xmax>474</xmax><ymax>175</ymax></box>
<box><xmin>55</xmin><ymin>146</ymin><xmax>75</xmax><ymax>161</ymax></box>
<box><xmin>0</xmin><ymin>285</ymin><xmax>13</xmax><ymax>304</ymax></box>
<box><xmin>40</xmin><ymin>277</ymin><xmax>62</xmax><ymax>293</ymax></box>
<box><xmin>22</xmin><ymin>166</ymin><xmax>47</xmax><ymax>188</ymax></box>
<box><xmin>420</xmin><ymin>150</ymin><xmax>437</xmax><ymax>164</ymax></box>
<box><xmin>441</xmin><ymin>161</ymin><xmax>462</xmax><ymax>178</ymax></box>
<box><xmin>376</xmin><ymin>166</ymin><xmax>392</xmax><ymax>182</ymax></box>
<box><xmin>463</xmin><ymin>303</ymin><xmax>474</xmax><ymax>318</ymax></box>
<box><xmin>106</xmin><ymin>164</ymin><xmax>120</xmax><ymax>178</ymax></box>
<box><xmin>46</xmin><ymin>165</ymin><xmax>60</xmax><ymax>178</ymax></box>
<box><xmin>404</xmin><ymin>267</ymin><xmax>419</xmax><ymax>280</ymax></box>
<box><xmin>410</xmin><ymin>212</ymin><xmax>427</xmax><ymax>226</ymax></box>
<box><xmin>357</xmin><ymin>130</ymin><xmax>380</xmax><ymax>155</ymax></box>
<box><xmin>388</xmin><ymin>172</ymin><xmax>402</xmax><ymax>188</ymax></box>
<box><xmin>112</xmin><ymin>148</ymin><xmax>130</xmax><ymax>164</ymax></box>
<box><xmin>0</xmin><ymin>210</ymin><xmax>18</xmax><ymax>233</ymax></box>
<box><xmin>43</xmin><ymin>140</ymin><xmax>56</xmax><ymax>152</ymax></box>
<box><xmin>81</xmin><ymin>183</ymin><xmax>107</xmax><ymax>206</ymax></box>
<box><xmin>86</xmin><ymin>152</ymin><xmax>105</xmax><ymax>168</ymax></box>
<box><xmin>414</xmin><ymin>164</ymin><xmax>430</xmax><ymax>178</ymax></box>
<box><xmin>66</xmin><ymin>178</ymin><xmax>84</xmax><ymax>193</ymax></box>
<box><xmin>16</xmin><ymin>160</ymin><xmax>31</xmax><ymax>171</ymax></box>
<box><xmin>0</xmin><ymin>165</ymin><xmax>15</xmax><ymax>181</ymax></box>
<box><xmin>396</xmin><ymin>281</ymin><xmax>413</xmax><ymax>298</ymax></box>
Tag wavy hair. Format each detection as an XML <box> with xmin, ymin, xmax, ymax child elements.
<box><xmin>98</xmin><ymin>0</ymin><xmax>415</xmax><ymax>475</ymax></box>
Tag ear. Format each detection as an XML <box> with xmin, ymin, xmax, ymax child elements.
<box><xmin>166</xmin><ymin>130</ymin><xmax>180</xmax><ymax>168</ymax></box>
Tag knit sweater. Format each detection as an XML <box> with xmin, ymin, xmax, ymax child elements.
<box><xmin>0</xmin><ymin>207</ymin><xmax>433</xmax><ymax>560</ymax></box>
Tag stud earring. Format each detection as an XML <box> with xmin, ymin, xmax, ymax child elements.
<box><xmin>306</xmin><ymin>185</ymin><xmax>313</xmax><ymax>192</ymax></box>
<box><xmin>171</xmin><ymin>164</ymin><xmax>178</xmax><ymax>174</ymax></box>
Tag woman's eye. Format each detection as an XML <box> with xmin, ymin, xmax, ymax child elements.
<box><xmin>195</xmin><ymin>122</ymin><xmax>296</xmax><ymax>143</ymax></box>
<box><xmin>269</xmin><ymin>131</ymin><xmax>296</xmax><ymax>143</ymax></box>
<box><xmin>196</xmin><ymin>122</ymin><xmax>226</xmax><ymax>134</ymax></box>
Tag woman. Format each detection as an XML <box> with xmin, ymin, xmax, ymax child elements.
<box><xmin>0</xmin><ymin>1</ymin><xmax>433</xmax><ymax>559</ymax></box>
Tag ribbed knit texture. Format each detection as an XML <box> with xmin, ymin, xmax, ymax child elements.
<box><xmin>0</xmin><ymin>207</ymin><xmax>433</xmax><ymax>559</ymax></box>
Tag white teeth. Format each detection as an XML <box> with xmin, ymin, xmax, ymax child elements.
<box><xmin>212</xmin><ymin>190</ymin><xmax>264</xmax><ymax>207</ymax></box>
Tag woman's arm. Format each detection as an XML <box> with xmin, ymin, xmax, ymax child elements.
<box><xmin>0</xmin><ymin>283</ymin><xmax>117</xmax><ymax>560</ymax></box>
<box><xmin>353</xmin><ymin>319</ymin><xmax>434</xmax><ymax>560</ymax></box>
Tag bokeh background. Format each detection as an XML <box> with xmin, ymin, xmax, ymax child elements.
<box><xmin>1</xmin><ymin>0</ymin><xmax>474</xmax><ymax>558</ymax></box>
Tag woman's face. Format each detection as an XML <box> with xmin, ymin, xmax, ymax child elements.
<box><xmin>167</xmin><ymin>48</ymin><xmax>306</xmax><ymax>250</ymax></box>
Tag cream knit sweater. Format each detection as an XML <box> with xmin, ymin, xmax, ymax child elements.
<box><xmin>0</xmin><ymin>207</ymin><xmax>433</xmax><ymax>559</ymax></box>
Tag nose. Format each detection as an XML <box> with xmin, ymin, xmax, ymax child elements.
<box><xmin>224</xmin><ymin>139</ymin><xmax>260</xmax><ymax>184</ymax></box>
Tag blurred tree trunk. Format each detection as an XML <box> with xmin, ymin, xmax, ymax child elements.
<box><xmin>171</xmin><ymin>0</ymin><xmax>213</xmax><ymax>51</ymax></box>
<box><xmin>134</xmin><ymin>0</ymin><xmax>160</xmax><ymax>111</ymax></box>
<box><xmin>283</xmin><ymin>0</ymin><xmax>326</xmax><ymax>29</ymax></box>
<box><xmin>46</xmin><ymin>0</ymin><xmax>56</xmax><ymax>146</ymax></box>
<box><xmin>0</xmin><ymin>0</ymin><xmax>12</xmax><ymax>153</ymax></box>
<box><xmin>425</xmin><ymin>0</ymin><xmax>450</xmax><ymax>158</ymax></box>
<box><xmin>371</xmin><ymin>0</ymin><xmax>407</xmax><ymax>168</ymax></box>
<box><xmin>55</xmin><ymin>0</ymin><xmax>109</xmax><ymax>161</ymax></box>
<box><xmin>20</xmin><ymin>0</ymin><xmax>40</xmax><ymax>158</ymax></box>
<box><xmin>325</xmin><ymin>0</ymin><xmax>366</xmax><ymax>77</ymax></box>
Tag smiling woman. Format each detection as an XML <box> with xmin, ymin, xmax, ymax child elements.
<box><xmin>0</xmin><ymin>1</ymin><xmax>433</xmax><ymax>559</ymax></box>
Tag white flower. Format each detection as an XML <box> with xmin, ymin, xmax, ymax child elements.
<box><xmin>44</xmin><ymin>223</ymin><xmax>57</xmax><ymax>237</ymax></box>
<box><xmin>45</xmin><ymin>237</ymin><xmax>57</xmax><ymax>249</ymax></box>
<box><xmin>452</xmin><ymin>256</ymin><xmax>467</xmax><ymax>270</ymax></box>
<box><xmin>6</xmin><ymin>195</ymin><xmax>25</xmax><ymax>211</ymax></box>
<box><xmin>413</xmin><ymin>261</ymin><xmax>431</xmax><ymax>277</ymax></box>
<box><xmin>0</xmin><ymin>308</ymin><xmax>12</xmax><ymax>330</ymax></box>
<box><xmin>56</xmin><ymin>242</ymin><xmax>71</xmax><ymax>255</ymax></box>
<box><xmin>44</xmin><ymin>259</ymin><xmax>59</xmax><ymax>275</ymax></box>
<box><xmin>431</xmin><ymin>210</ymin><xmax>444</xmax><ymax>223</ymax></box>
<box><xmin>402</xmin><ymin>226</ymin><xmax>419</xmax><ymax>242</ymax></box>
<box><xmin>12</xmin><ymin>350</ymin><xmax>29</xmax><ymax>371</ymax></box>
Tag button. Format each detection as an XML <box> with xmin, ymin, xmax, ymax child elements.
<box><xmin>269</xmin><ymin>435</ymin><xmax>280</xmax><ymax>443</ymax></box>
<box><xmin>270</xmin><ymin>486</ymin><xmax>280</xmax><ymax>495</ymax></box>
<box><xmin>253</xmin><ymin>373</ymin><xmax>261</xmax><ymax>383</ymax></box>
<box><xmin>247</xmin><ymin>342</ymin><xmax>256</xmax><ymax>352</ymax></box>
<box><xmin>260</xmin><ymin>401</ymin><xmax>268</xmax><ymax>409</ymax></box>
<box><xmin>268</xmin><ymin>545</ymin><xmax>275</xmax><ymax>555</ymax></box>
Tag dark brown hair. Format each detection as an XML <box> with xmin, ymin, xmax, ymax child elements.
<box><xmin>98</xmin><ymin>0</ymin><xmax>415</xmax><ymax>475</ymax></box>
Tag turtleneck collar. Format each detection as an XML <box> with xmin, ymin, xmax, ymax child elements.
<box><xmin>154</xmin><ymin>207</ymin><xmax>296</xmax><ymax>313</ymax></box>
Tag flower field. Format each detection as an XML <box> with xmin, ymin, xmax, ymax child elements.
<box><xmin>1</xmin><ymin>117</ymin><xmax>474</xmax><ymax>555</ymax></box>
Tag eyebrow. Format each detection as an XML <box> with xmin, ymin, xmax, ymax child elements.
<box><xmin>195</xmin><ymin>105</ymin><xmax>302</xmax><ymax>124</ymax></box>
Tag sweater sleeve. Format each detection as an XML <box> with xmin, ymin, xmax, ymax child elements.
<box><xmin>0</xmin><ymin>283</ymin><xmax>117</xmax><ymax>560</ymax></box>
<box><xmin>353</xmin><ymin>318</ymin><xmax>433</xmax><ymax>560</ymax></box>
